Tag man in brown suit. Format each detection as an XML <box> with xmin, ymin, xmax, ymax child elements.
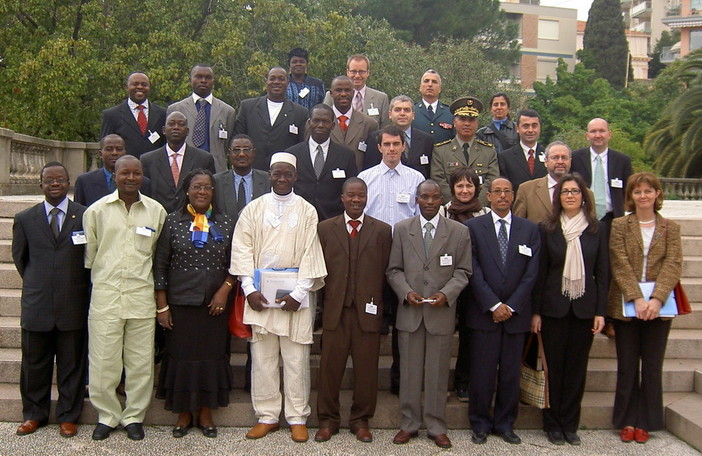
<box><xmin>513</xmin><ymin>141</ymin><xmax>572</xmax><ymax>223</ymax></box>
<box><xmin>315</xmin><ymin>177</ymin><xmax>392</xmax><ymax>443</ymax></box>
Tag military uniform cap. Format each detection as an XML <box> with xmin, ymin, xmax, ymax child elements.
<box><xmin>450</xmin><ymin>97</ymin><xmax>483</xmax><ymax>118</ymax></box>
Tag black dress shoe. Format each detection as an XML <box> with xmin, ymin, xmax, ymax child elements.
<box><xmin>547</xmin><ymin>431</ymin><xmax>566</xmax><ymax>445</ymax></box>
<box><xmin>172</xmin><ymin>422</ymin><xmax>193</xmax><ymax>438</ymax></box>
<box><xmin>499</xmin><ymin>430</ymin><xmax>522</xmax><ymax>444</ymax></box>
<box><xmin>471</xmin><ymin>431</ymin><xmax>488</xmax><ymax>444</ymax></box>
<box><xmin>124</xmin><ymin>422</ymin><xmax>145</xmax><ymax>440</ymax></box>
<box><xmin>92</xmin><ymin>423</ymin><xmax>114</xmax><ymax>440</ymax></box>
<box><xmin>199</xmin><ymin>424</ymin><xmax>218</xmax><ymax>438</ymax></box>
<box><xmin>564</xmin><ymin>431</ymin><xmax>581</xmax><ymax>445</ymax></box>
<box><xmin>455</xmin><ymin>389</ymin><xmax>469</xmax><ymax>402</ymax></box>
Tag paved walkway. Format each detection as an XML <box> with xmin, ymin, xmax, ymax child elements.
<box><xmin>0</xmin><ymin>424</ymin><xmax>699</xmax><ymax>456</ymax></box>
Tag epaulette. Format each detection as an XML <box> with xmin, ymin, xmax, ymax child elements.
<box><xmin>434</xmin><ymin>140</ymin><xmax>452</xmax><ymax>147</ymax></box>
<box><xmin>476</xmin><ymin>139</ymin><xmax>494</xmax><ymax>148</ymax></box>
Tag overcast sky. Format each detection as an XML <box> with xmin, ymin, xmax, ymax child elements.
<box><xmin>540</xmin><ymin>0</ymin><xmax>595</xmax><ymax>21</ymax></box>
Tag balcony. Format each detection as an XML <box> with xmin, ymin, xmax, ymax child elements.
<box><xmin>660</xmin><ymin>45</ymin><xmax>680</xmax><ymax>63</ymax></box>
<box><xmin>632</xmin><ymin>21</ymin><xmax>652</xmax><ymax>33</ymax></box>
<box><xmin>632</xmin><ymin>1</ymin><xmax>652</xmax><ymax>18</ymax></box>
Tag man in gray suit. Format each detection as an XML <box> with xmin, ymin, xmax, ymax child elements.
<box><xmin>167</xmin><ymin>65</ymin><xmax>236</xmax><ymax>173</ymax></box>
<box><xmin>328</xmin><ymin>76</ymin><xmax>379</xmax><ymax>172</ymax></box>
<box><xmin>213</xmin><ymin>134</ymin><xmax>270</xmax><ymax>225</ymax></box>
<box><xmin>386</xmin><ymin>179</ymin><xmax>472</xmax><ymax>449</ymax></box>
<box><xmin>12</xmin><ymin>162</ymin><xmax>91</xmax><ymax>438</ymax></box>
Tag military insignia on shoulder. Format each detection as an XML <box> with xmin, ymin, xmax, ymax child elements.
<box><xmin>435</xmin><ymin>140</ymin><xmax>451</xmax><ymax>147</ymax></box>
<box><xmin>476</xmin><ymin>139</ymin><xmax>494</xmax><ymax>148</ymax></box>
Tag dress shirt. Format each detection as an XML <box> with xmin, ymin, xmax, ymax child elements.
<box><xmin>344</xmin><ymin>211</ymin><xmax>365</xmax><ymax>234</ymax></box>
<box><xmin>419</xmin><ymin>213</ymin><xmax>441</xmax><ymax>238</ymax></box>
<box><xmin>455</xmin><ymin>137</ymin><xmax>474</xmax><ymax>150</ymax></box>
<box><xmin>423</xmin><ymin>100</ymin><xmax>438</xmax><ymax>113</ymax></box>
<box><xmin>520</xmin><ymin>141</ymin><xmax>539</xmax><ymax>161</ymax></box>
<box><xmin>83</xmin><ymin>191</ymin><xmax>166</xmax><ymax>320</ymax></box>
<box><xmin>489</xmin><ymin>210</ymin><xmax>515</xmax><ymax>312</ymax></box>
<box><xmin>309</xmin><ymin>137</ymin><xmax>330</xmax><ymax>163</ymax></box>
<box><xmin>191</xmin><ymin>93</ymin><xmax>213</xmax><ymax>105</ymax></box>
<box><xmin>266</xmin><ymin>98</ymin><xmax>284</xmax><ymax>126</ymax></box>
<box><xmin>128</xmin><ymin>98</ymin><xmax>149</xmax><ymax>122</ymax></box>
<box><xmin>548</xmin><ymin>174</ymin><xmax>558</xmax><ymax>203</ymax></box>
<box><xmin>43</xmin><ymin>197</ymin><xmax>69</xmax><ymax>232</ymax></box>
<box><xmin>354</xmin><ymin>86</ymin><xmax>367</xmax><ymax>104</ymax></box>
<box><xmin>590</xmin><ymin>147</ymin><xmax>612</xmax><ymax>213</ymax></box>
<box><xmin>332</xmin><ymin>105</ymin><xmax>352</xmax><ymax>128</ymax></box>
<box><xmin>166</xmin><ymin>143</ymin><xmax>186</xmax><ymax>169</ymax></box>
<box><xmin>233</xmin><ymin>169</ymin><xmax>254</xmax><ymax>206</ymax></box>
<box><xmin>102</xmin><ymin>167</ymin><xmax>114</xmax><ymax>191</ymax></box>
<box><xmin>402</xmin><ymin>127</ymin><xmax>412</xmax><ymax>147</ymax></box>
<box><xmin>358</xmin><ymin>162</ymin><xmax>425</xmax><ymax>227</ymax></box>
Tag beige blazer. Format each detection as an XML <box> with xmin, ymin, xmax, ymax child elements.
<box><xmin>608</xmin><ymin>213</ymin><xmax>683</xmax><ymax>320</ymax></box>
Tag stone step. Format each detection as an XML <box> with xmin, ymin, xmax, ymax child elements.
<box><xmin>682</xmin><ymin>278</ymin><xmax>702</xmax><ymax>303</ymax></box>
<box><xmin>667</xmin><ymin>392</ymin><xmax>702</xmax><ymax>451</ymax></box>
<box><xmin>684</xmin><ymin>257</ymin><xmax>702</xmax><ymax>279</ymax></box>
<box><xmin>0</xmin><ymin>265</ymin><xmax>20</xmax><ymax>290</ymax></box>
<box><xmin>0</xmin><ymin>198</ymin><xmax>38</xmax><ymax>219</ymax></box>
<box><xmin>0</xmin><ymin>382</ymin><xmax>688</xmax><ymax>430</ymax></box>
<box><xmin>589</xmin><ymin>329</ymin><xmax>702</xmax><ymax>359</ymax></box>
<box><xmin>0</xmin><ymin>290</ymin><xmax>19</xmax><ymax>317</ymax></box>
<box><xmin>0</xmin><ymin>240</ymin><xmax>11</xmax><ymax>263</ymax></box>
<box><xmin>0</xmin><ymin>219</ymin><xmax>12</xmax><ymax>241</ymax></box>
<box><xmin>683</xmin><ymin>235</ymin><xmax>702</xmax><ymax>252</ymax></box>
<box><xmin>670</xmin><ymin>218</ymin><xmax>702</xmax><ymax>237</ymax></box>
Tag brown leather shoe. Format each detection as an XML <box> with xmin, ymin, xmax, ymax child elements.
<box><xmin>428</xmin><ymin>433</ymin><xmax>452</xmax><ymax>448</ymax></box>
<box><xmin>603</xmin><ymin>322</ymin><xmax>616</xmax><ymax>339</ymax></box>
<box><xmin>392</xmin><ymin>429</ymin><xmax>419</xmax><ymax>444</ymax></box>
<box><xmin>16</xmin><ymin>420</ymin><xmax>42</xmax><ymax>436</ymax></box>
<box><xmin>59</xmin><ymin>422</ymin><xmax>78</xmax><ymax>438</ymax></box>
<box><xmin>354</xmin><ymin>427</ymin><xmax>373</xmax><ymax>443</ymax></box>
<box><xmin>290</xmin><ymin>424</ymin><xmax>309</xmax><ymax>442</ymax></box>
<box><xmin>314</xmin><ymin>427</ymin><xmax>337</xmax><ymax>442</ymax></box>
<box><xmin>245</xmin><ymin>422</ymin><xmax>280</xmax><ymax>439</ymax></box>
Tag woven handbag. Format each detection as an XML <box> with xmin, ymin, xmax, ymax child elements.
<box><xmin>520</xmin><ymin>332</ymin><xmax>550</xmax><ymax>409</ymax></box>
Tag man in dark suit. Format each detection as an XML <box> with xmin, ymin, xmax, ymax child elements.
<box><xmin>363</xmin><ymin>95</ymin><xmax>434</xmax><ymax>178</ymax></box>
<box><xmin>570</xmin><ymin>117</ymin><xmax>633</xmax><ymax>229</ymax></box>
<box><xmin>213</xmin><ymin>134</ymin><xmax>270</xmax><ymax>224</ymax></box>
<box><xmin>315</xmin><ymin>177</ymin><xmax>392</xmax><ymax>443</ymax></box>
<box><xmin>140</xmin><ymin>111</ymin><xmax>216</xmax><ymax>213</ymax></box>
<box><xmin>101</xmin><ymin>72</ymin><xmax>167</xmax><ymax>159</ymax></box>
<box><xmin>328</xmin><ymin>76</ymin><xmax>379</xmax><ymax>172</ymax></box>
<box><xmin>74</xmin><ymin>134</ymin><xmax>152</xmax><ymax>206</ymax></box>
<box><xmin>168</xmin><ymin>65</ymin><xmax>236</xmax><ymax>173</ymax></box>
<box><xmin>12</xmin><ymin>162</ymin><xmax>90</xmax><ymax>438</ymax></box>
<box><xmin>288</xmin><ymin>104</ymin><xmax>357</xmax><ymax>221</ymax></box>
<box><xmin>464</xmin><ymin>177</ymin><xmax>541</xmax><ymax>446</ymax></box>
<box><xmin>387</xmin><ymin>180</ymin><xmax>472</xmax><ymax>449</ymax></box>
<box><xmin>235</xmin><ymin>66</ymin><xmax>308</xmax><ymax>171</ymax></box>
<box><xmin>498</xmin><ymin>109</ymin><xmax>547</xmax><ymax>193</ymax></box>
<box><xmin>412</xmin><ymin>70</ymin><xmax>455</xmax><ymax>145</ymax></box>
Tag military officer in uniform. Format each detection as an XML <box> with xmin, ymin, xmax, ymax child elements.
<box><xmin>430</xmin><ymin>97</ymin><xmax>498</xmax><ymax>206</ymax></box>
<box><xmin>412</xmin><ymin>70</ymin><xmax>455</xmax><ymax>145</ymax></box>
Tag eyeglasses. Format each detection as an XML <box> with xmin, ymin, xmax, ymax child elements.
<box><xmin>190</xmin><ymin>185</ymin><xmax>214</xmax><ymax>192</ymax></box>
<box><xmin>229</xmin><ymin>147</ymin><xmax>253</xmax><ymax>154</ymax></box>
<box><xmin>489</xmin><ymin>189</ymin><xmax>513</xmax><ymax>195</ymax></box>
<box><xmin>347</xmin><ymin>70</ymin><xmax>368</xmax><ymax>75</ymax></box>
<box><xmin>560</xmin><ymin>189</ymin><xmax>582</xmax><ymax>195</ymax></box>
<box><xmin>41</xmin><ymin>178</ymin><xmax>68</xmax><ymax>185</ymax></box>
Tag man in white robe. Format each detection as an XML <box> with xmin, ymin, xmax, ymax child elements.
<box><xmin>230</xmin><ymin>152</ymin><xmax>326</xmax><ymax>443</ymax></box>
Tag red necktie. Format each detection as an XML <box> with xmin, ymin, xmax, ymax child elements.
<box><xmin>528</xmin><ymin>149</ymin><xmax>535</xmax><ymax>175</ymax></box>
<box><xmin>348</xmin><ymin>220</ymin><xmax>360</xmax><ymax>238</ymax></box>
<box><xmin>338</xmin><ymin>115</ymin><xmax>348</xmax><ymax>133</ymax></box>
<box><xmin>136</xmin><ymin>105</ymin><xmax>148</xmax><ymax>135</ymax></box>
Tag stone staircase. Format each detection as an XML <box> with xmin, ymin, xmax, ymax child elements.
<box><xmin>0</xmin><ymin>197</ymin><xmax>701</xmax><ymax>449</ymax></box>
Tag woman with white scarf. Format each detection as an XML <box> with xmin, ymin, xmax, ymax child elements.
<box><xmin>531</xmin><ymin>173</ymin><xmax>609</xmax><ymax>446</ymax></box>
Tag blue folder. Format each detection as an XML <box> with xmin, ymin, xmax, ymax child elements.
<box><xmin>622</xmin><ymin>282</ymin><xmax>678</xmax><ymax>318</ymax></box>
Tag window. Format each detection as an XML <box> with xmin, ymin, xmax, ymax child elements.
<box><xmin>537</xmin><ymin>59</ymin><xmax>558</xmax><ymax>81</ymax></box>
<box><xmin>691</xmin><ymin>29</ymin><xmax>702</xmax><ymax>51</ymax></box>
<box><xmin>539</xmin><ymin>19</ymin><xmax>559</xmax><ymax>40</ymax></box>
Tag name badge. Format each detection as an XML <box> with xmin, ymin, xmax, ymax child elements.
<box><xmin>396</xmin><ymin>193</ymin><xmax>410</xmax><ymax>204</ymax></box>
<box><xmin>148</xmin><ymin>131</ymin><xmax>160</xmax><ymax>144</ymax></box>
<box><xmin>358</xmin><ymin>141</ymin><xmax>367</xmax><ymax>152</ymax></box>
<box><xmin>519</xmin><ymin>244</ymin><xmax>532</xmax><ymax>257</ymax></box>
<box><xmin>289</xmin><ymin>124</ymin><xmax>299</xmax><ymax>135</ymax></box>
<box><xmin>478</xmin><ymin>175</ymin><xmax>484</xmax><ymax>184</ymax></box>
<box><xmin>218</xmin><ymin>126</ymin><xmax>228</xmax><ymax>140</ymax></box>
<box><xmin>420</xmin><ymin>154</ymin><xmax>429</xmax><ymax>165</ymax></box>
<box><xmin>440</xmin><ymin>254</ymin><xmax>453</xmax><ymax>266</ymax></box>
<box><xmin>538</xmin><ymin>153</ymin><xmax>546</xmax><ymax>162</ymax></box>
<box><xmin>71</xmin><ymin>231</ymin><xmax>87</xmax><ymax>245</ymax></box>
<box><xmin>365</xmin><ymin>299</ymin><xmax>378</xmax><ymax>315</ymax></box>
<box><xmin>611</xmin><ymin>178</ymin><xmax>623</xmax><ymax>188</ymax></box>
<box><xmin>367</xmin><ymin>107</ymin><xmax>380</xmax><ymax>116</ymax></box>
<box><xmin>136</xmin><ymin>226</ymin><xmax>154</xmax><ymax>237</ymax></box>
<box><xmin>332</xmin><ymin>168</ymin><xmax>346</xmax><ymax>179</ymax></box>
<box><xmin>298</xmin><ymin>87</ymin><xmax>310</xmax><ymax>98</ymax></box>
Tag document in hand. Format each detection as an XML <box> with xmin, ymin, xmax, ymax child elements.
<box><xmin>254</xmin><ymin>268</ymin><xmax>309</xmax><ymax>309</ymax></box>
<box><xmin>622</xmin><ymin>282</ymin><xmax>677</xmax><ymax>318</ymax></box>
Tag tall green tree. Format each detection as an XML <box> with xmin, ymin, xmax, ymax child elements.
<box><xmin>579</xmin><ymin>0</ymin><xmax>629</xmax><ymax>89</ymax></box>
<box><xmin>646</xmin><ymin>50</ymin><xmax>702</xmax><ymax>178</ymax></box>
<box><xmin>648</xmin><ymin>30</ymin><xmax>680</xmax><ymax>79</ymax></box>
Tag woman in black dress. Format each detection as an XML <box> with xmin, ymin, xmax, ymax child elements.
<box><xmin>154</xmin><ymin>169</ymin><xmax>234</xmax><ymax>438</ymax></box>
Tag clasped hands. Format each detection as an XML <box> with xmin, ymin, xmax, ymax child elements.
<box><xmin>406</xmin><ymin>291</ymin><xmax>447</xmax><ymax>307</ymax></box>
<box><xmin>247</xmin><ymin>291</ymin><xmax>301</xmax><ymax>312</ymax></box>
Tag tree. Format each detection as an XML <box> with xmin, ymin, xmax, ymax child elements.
<box><xmin>356</xmin><ymin>0</ymin><xmax>520</xmax><ymax>67</ymax></box>
<box><xmin>645</xmin><ymin>50</ymin><xmax>702</xmax><ymax>178</ymax></box>
<box><xmin>648</xmin><ymin>30</ymin><xmax>681</xmax><ymax>79</ymax></box>
<box><xmin>579</xmin><ymin>0</ymin><xmax>629</xmax><ymax>89</ymax></box>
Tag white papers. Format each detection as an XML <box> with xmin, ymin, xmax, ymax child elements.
<box><xmin>255</xmin><ymin>269</ymin><xmax>309</xmax><ymax>309</ymax></box>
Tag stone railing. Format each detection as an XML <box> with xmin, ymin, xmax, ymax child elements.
<box><xmin>0</xmin><ymin>128</ymin><xmax>99</xmax><ymax>195</ymax></box>
<box><xmin>660</xmin><ymin>178</ymin><xmax>702</xmax><ymax>201</ymax></box>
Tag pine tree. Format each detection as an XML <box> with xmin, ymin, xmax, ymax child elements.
<box><xmin>580</xmin><ymin>0</ymin><xmax>629</xmax><ymax>89</ymax></box>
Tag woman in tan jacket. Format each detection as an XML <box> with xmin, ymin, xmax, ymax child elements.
<box><xmin>608</xmin><ymin>172</ymin><xmax>682</xmax><ymax>444</ymax></box>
